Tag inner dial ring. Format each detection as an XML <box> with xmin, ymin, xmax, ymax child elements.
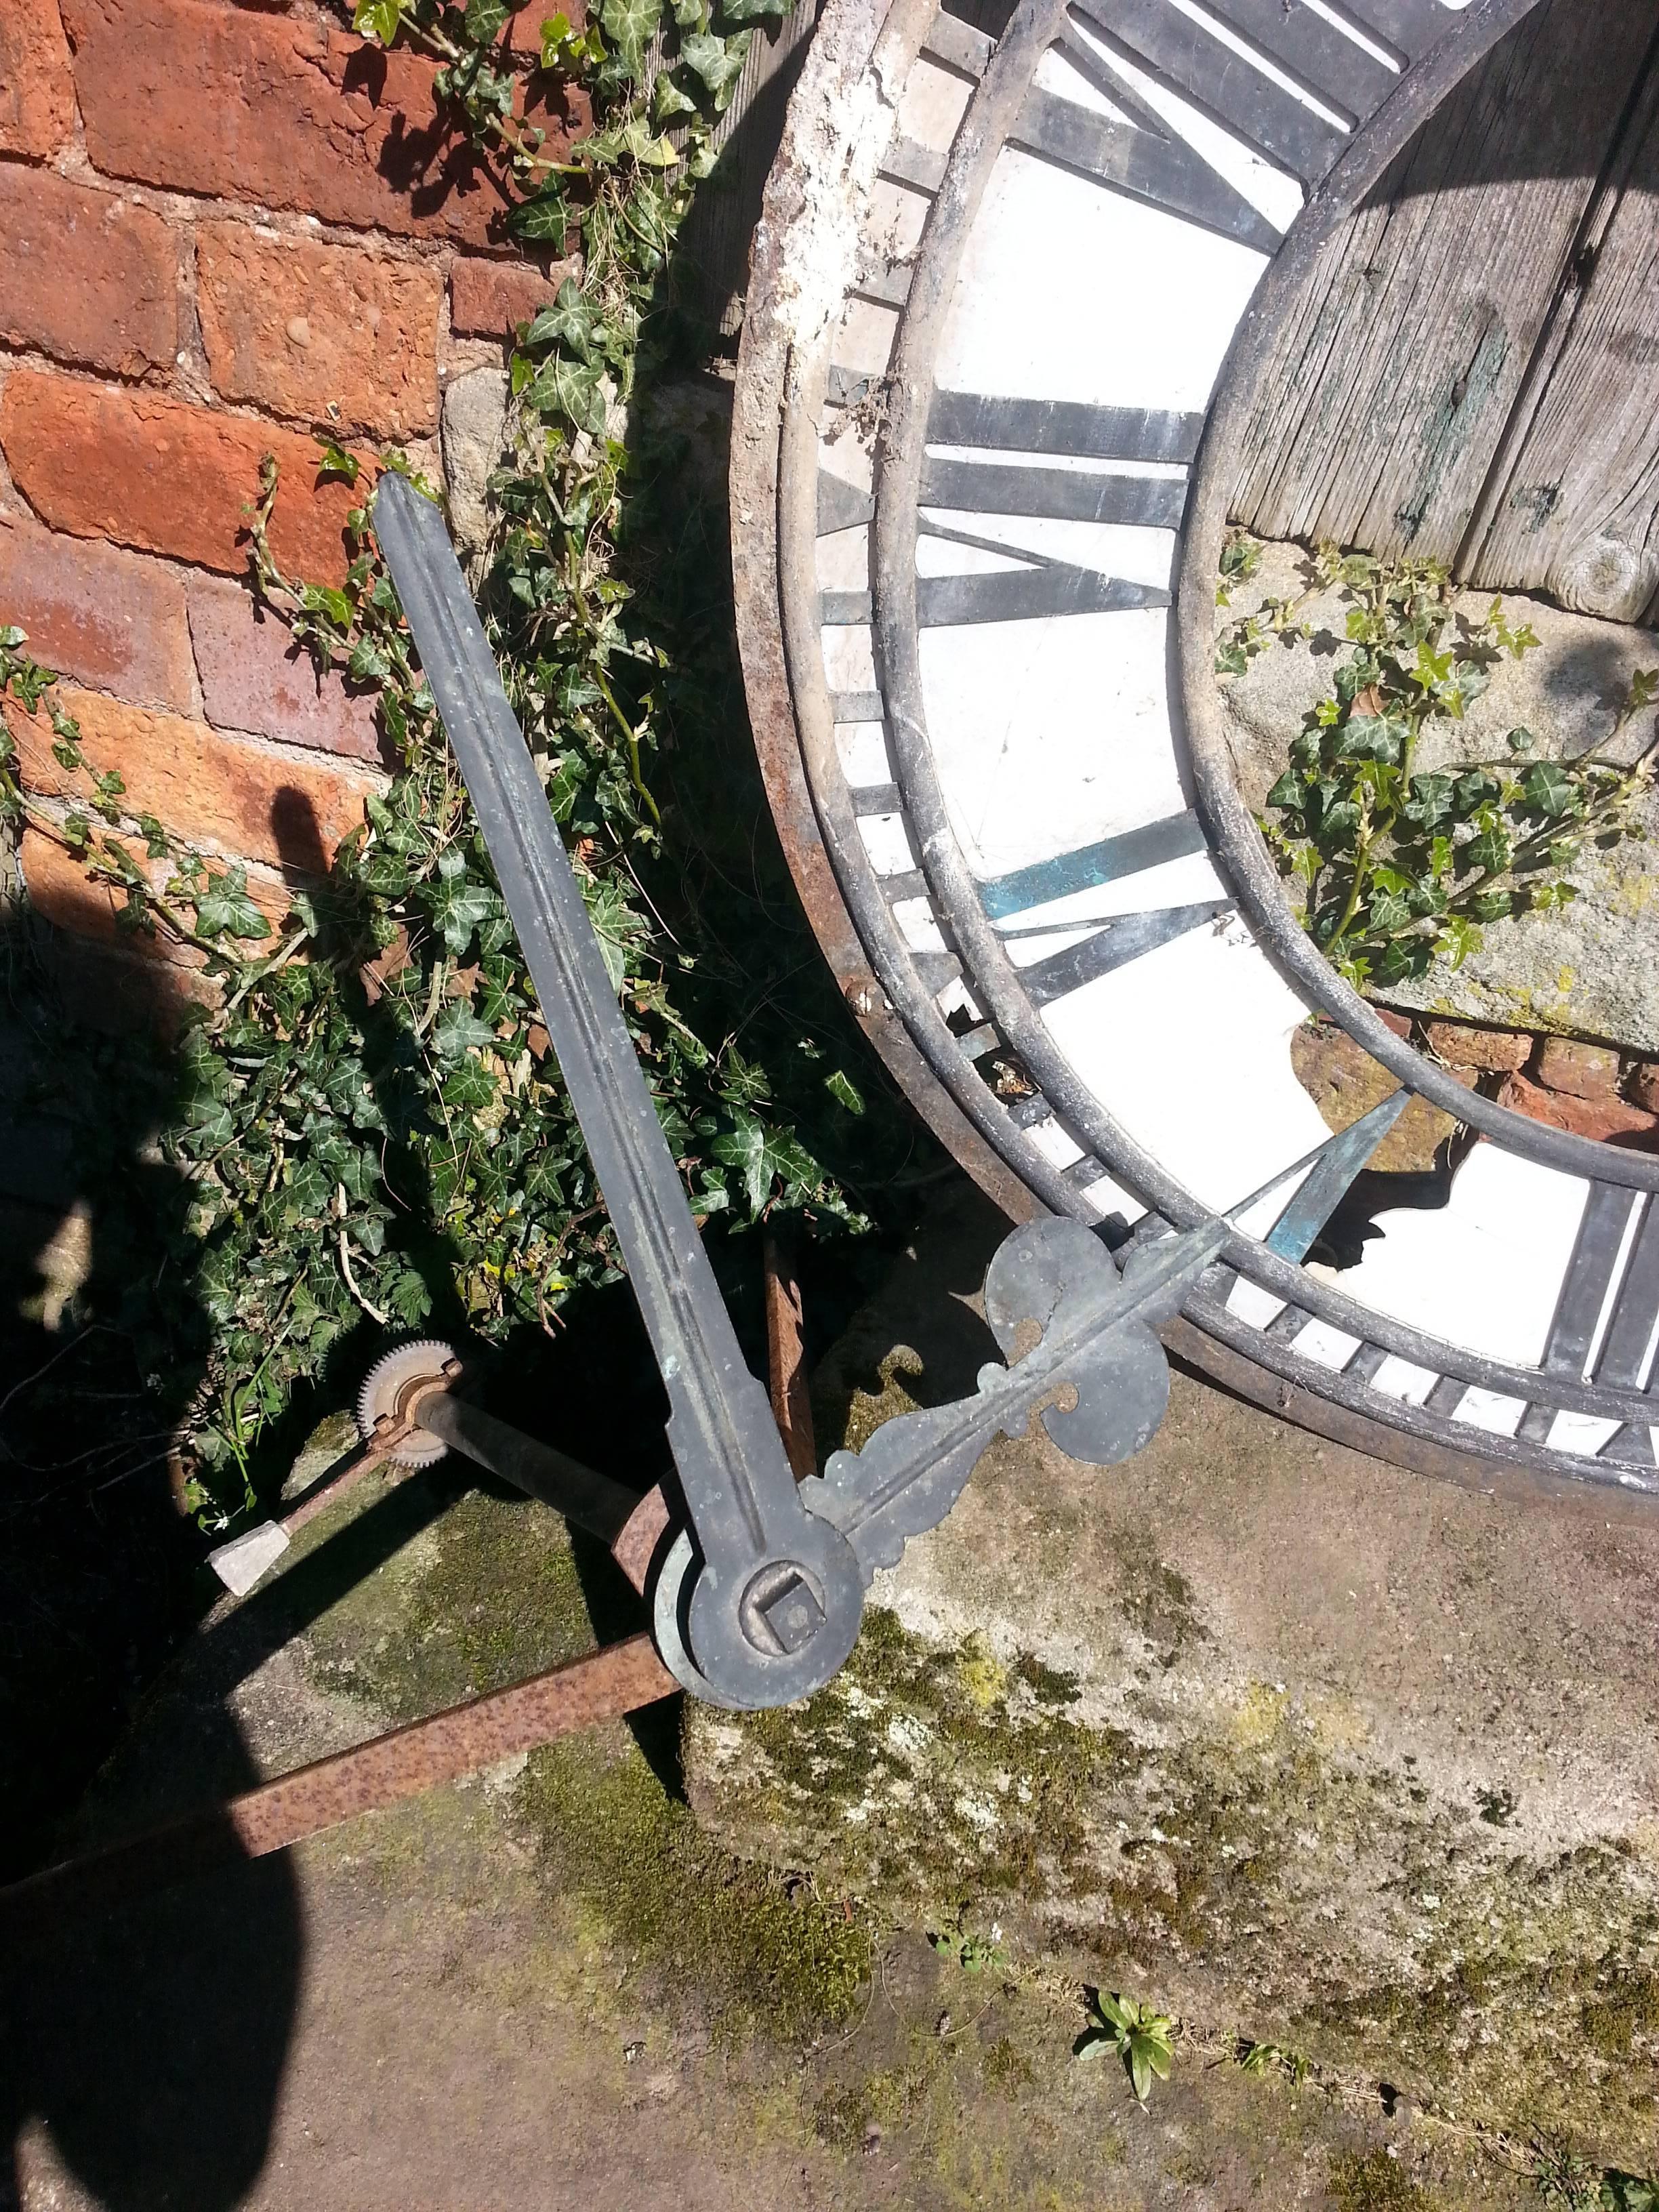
<box><xmin>741</xmin><ymin>0</ymin><xmax>1659</xmax><ymax>1494</ymax></box>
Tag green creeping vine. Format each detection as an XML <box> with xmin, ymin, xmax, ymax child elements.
<box><xmin>0</xmin><ymin>0</ymin><xmax>890</xmax><ymax>1521</ymax></box>
<box><xmin>1218</xmin><ymin>535</ymin><xmax>1659</xmax><ymax>991</ymax></box>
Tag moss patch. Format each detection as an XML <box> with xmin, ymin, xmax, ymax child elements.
<box><xmin>304</xmin><ymin>1483</ymin><xmax>600</xmax><ymax>1719</ymax></box>
<box><xmin>1329</xmin><ymin>2149</ymin><xmax>1441</xmax><ymax>2211</ymax></box>
<box><xmin>514</xmin><ymin>1721</ymin><xmax>872</xmax><ymax>2038</ymax></box>
<box><xmin>298</xmin><ymin>1478</ymin><xmax>870</xmax><ymax>2040</ymax></box>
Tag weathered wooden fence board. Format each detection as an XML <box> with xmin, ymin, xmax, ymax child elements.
<box><xmin>1232</xmin><ymin>0</ymin><xmax>1659</xmax><ymax>619</ymax></box>
<box><xmin>1462</xmin><ymin>62</ymin><xmax>1659</xmax><ymax>622</ymax></box>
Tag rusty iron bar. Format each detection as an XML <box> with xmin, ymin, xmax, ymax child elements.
<box><xmin>0</xmin><ymin>1483</ymin><xmax>677</xmax><ymax>1926</ymax></box>
<box><xmin>279</xmin><ymin>1415</ymin><xmax>415</xmax><ymax>1542</ymax></box>
<box><xmin>0</xmin><ymin>1635</ymin><xmax>676</xmax><ymax>1928</ymax></box>
<box><xmin>416</xmin><ymin>1392</ymin><xmax>646</xmax><ymax>1547</ymax></box>
<box><xmin>763</xmin><ymin>1229</ymin><xmax>817</xmax><ymax>1480</ymax></box>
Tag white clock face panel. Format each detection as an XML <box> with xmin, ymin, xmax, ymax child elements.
<box><xmin>734</xmin><ymin>0</ymin><xmax>1659</xmax><ymax>1494</ymax></box>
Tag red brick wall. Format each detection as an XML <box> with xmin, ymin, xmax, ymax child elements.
<box><xmin>0</xmin><ymin>0</ymin><xmax>585</xmax><ymax>1017</ymax></box>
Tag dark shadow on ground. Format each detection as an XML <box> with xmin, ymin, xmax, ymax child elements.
<box><xmin>0</xmin><ymin>913</ymin><xmax>304</xmax><ymax>2212</ymax></box>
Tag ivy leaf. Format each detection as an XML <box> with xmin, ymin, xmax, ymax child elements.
<box><xmin>194</xmin><ymin>867</ymin><xmax>272</xmax><ymax>941</ymax></box>
<box><xmin>464</xmin><ymin>0</ymin><xmax>510</xmax><ymax>38</ymax></box>
<box><xmin>434</xmin><ymin>1002</ymin><xmax>499</xmax><ymax>1060</ymax></box>
<box><xmin>1399</xmin><ymin>774</ymin><xmax>1454</xmax><ymax>832</ymax></box>
<box><xmin>708</xmin><ymin>1111</ymin><xmax>811</xmax><ymax>1216</ymax></box>
<box><xmin>1523</xmin><ymin>761</ymin><xmax>1576</xmax><ymax>819</ymax></box>
<box><xmin>353</xmin><ymin>0</ymin><xmax>405</xmax><ymax>42</ymax></box>
<box><xmin>680</xmin><ymin>28</ymin><xmax>749</xmax><ymax>108</ymax></box>
<box><xmin>427</xmin><ymin>850</ymin><xmax>499</xmax><ymax>954</ymax></box>
<box><xmin>527</xmin><ymin>354</ymin><xmax>609</xmax><ymax>434</ymax></box>
<box><xmin>1439</xmin><ymin>916</ymin><xmax>1484</xmax><ymax>970</ymax></box>
<box><xmin>600</xmin><ymin>0</ymin><xmax>661</xmax><ymax>67</ymax></box>
<box><xmin>580</xmin><ymin>872</ymin><xmax>642</xmax><ymax>991</ymax></box>
<box><xmin>1337</xmin><ymin>713</ymin><xmax>1406</xmax><ymax>765</ymax></box>
<box><xmin>653</xmin><ymin>68</ymin><xmax>699</xmax><ymax>120</ymax></box>
<box><xmin>508</xmin><ymin>182</ymin><xmax>573</xmax><ymax>242</ymax></box>
<box><xmin>825</xmin><ymin>1069</ymin><xmax>865</xmax><ymax>1114</ymax></box>
<box><xmin>1452</xmin><ymin>770</ymin><xmax>1500</xmax><ymax>819</ymax></box>
<box><xmin>315</xmin><ymin>441</ymin><xmax>360</xmax><ymax>486</ymax></box>
<box><xmin>1265</xmin><ymin>771</ymin><xmax>1307</xmax><ymax>813</ymax></box>
<box><xmin>1372</xmin><ymin>935</ymin><xmax>1431</xmax><ymax>985</ymax></box>
<box><xmin>1214</xmin><ymin>640</ymin><xmax>1249</xmax><ymax>678</ymax></box>
<box><xmin>523</xmin><ymin>276</ymin><xmax>601</xmax><ymax>362</ymax></box>
<box><xmin>1367</xmin><ymin>890</ymin><xmax>1412</xmax><ymax>934</ymax></box>
<box><xmin>301</xmin><ymin>582</ymin><xmax>354</xmax><ymax>628</ymax></box>
<box><xmin>1465</xmin><ymin>824</ymin><xmax>1512</xmax><ymax>877</ymax></box>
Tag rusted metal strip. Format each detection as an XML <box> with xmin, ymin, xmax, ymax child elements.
<box><xmin>1</xmin><ymin>1634</ymin><xmax>676</xmax><ymax>1925</ymax></box>
<box><xmin>763</xmin><ymin>1229</ymin><xmax>817</xmax><ymax>1479</ymax></box>
<box><xmin>612</xmin><ymin>1483</ymin><xmax>672</xmax><ymax>1597</ymax></box>
<box><xmin>279</xmin><ymin>1420</ymin><xmax>411</xmax><ymax>1540</ymax></box>
<box><xmin>4</xmin><ymin>1479</ymin><xmax>683</xmax><ymax>1924</ymax></box>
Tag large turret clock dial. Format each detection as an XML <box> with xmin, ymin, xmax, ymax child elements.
<box><xmin>730</xmin><ymin>0</ymin><xmax>1659</xmax><ymax>1495</ymax></box>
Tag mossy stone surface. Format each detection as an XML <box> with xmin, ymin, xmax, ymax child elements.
<box><xmin>685</xmin><ymin>1188</ymin><xmax>1659</xmax><ymax>2169</ymax></box>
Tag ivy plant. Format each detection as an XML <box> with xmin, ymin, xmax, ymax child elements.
<box><xmin>0</xmin><ymin>0</ymin><xmax>903</xmax><ymax>1523</ymax></box>
<box><xmin>1217</xmin><ymin>535</ymin><xmax>1659</xmax><ymax>991</ymax></box>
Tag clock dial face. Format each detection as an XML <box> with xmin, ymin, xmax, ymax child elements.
<box><xmin>732</xmin><ymin>0</ymin><xmax>1659</xmax><ymax>1497</ymax></box>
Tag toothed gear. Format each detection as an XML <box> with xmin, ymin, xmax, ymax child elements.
<box><xmin>355</xmin><ymin>1339</ymin><xmax>458</xmax><ymax>1465</ymax></box>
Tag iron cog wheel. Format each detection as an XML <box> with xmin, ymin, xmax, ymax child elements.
<box><xmin>354</xmin><ymin>1339</ymin><xmax>459</xmax><ymax>1466</ymax></box>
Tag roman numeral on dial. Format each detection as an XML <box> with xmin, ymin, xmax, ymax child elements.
<box><xmin>1520</xmin><ymin>1183</ymin><xmax>1659</xmax><ymax>1462</ymax></box>
<box><xmin>1006</xmin><ymin>900</ymin><xmax>1231</xmax><ymax>1003</ymax></box>
<box><xmin>1067</xmin><ymin>0</ymin><xmax>1346</xmax><ymax>184</ymax></box>
<box><xmin>1196</xmin><ymin>0</ymin><xmax>1399</xmax><ymax>119</ymax></box>
<box><xmin>922</xmin><ymin>388</ymin><xmax>1202</xmax><ymax>529</ymax></box>
<box><xmin>979</xmin><ymin>810</ymin><xmax>1209</xmax><ymax>920</ymax></box>
<box><xmin>1011</xmin><ymin>75</ymin><xmax>1282</xmax><ymax>253</ymax></box>
<box><xmin>1012</xmin><ymin>0</ymin><xmax>1457</xmax><ymax>247</ymax></box>
<box><xmin>907</xmin><ymin>386</ymin><xmax>1192</xmax><ymax>628</ymax></box>
<box><xmin>918</xmin><ymin>523</ymin><xmax>1170</xmax><ymax>626</ymax></box>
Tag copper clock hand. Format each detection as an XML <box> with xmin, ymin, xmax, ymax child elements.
<box><xmin>372</xmin><ymin>476</ymin><xmax>863</xmax><ymax>1712</ymax></box>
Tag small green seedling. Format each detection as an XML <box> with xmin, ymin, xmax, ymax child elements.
<box><xmin>1076</xmin><ymin>1989</ymin><xmax>1176</xmax><ymax>2104</ymax></box>
<box><xmin>1237</xmin><ymin>2037</ymin><xmax>1311</xmax><ymax>2085</ymax></box>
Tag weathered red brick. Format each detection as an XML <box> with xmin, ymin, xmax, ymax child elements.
<box><xmin>0</xmin><ymin>513</ymin><xmax>196</xmax><ymax>714</ymax></box>
<box><xmin>60</xmin><ymin>0</ymin><xmax>588</xmax><ymax>245</ymax></box>
<box><xmin>7</xmin><ymin>686</ymin><xmax>380</xmax><ymax>869</ymax></box>
<box><xmin>0</xmin><ymin>370</ymin><xmax>373</xmax><ymax>584</ymax></box>
<box><xmin>1532</xmin><ymin>1034</ymin><xmax>1622</xmax><ymax>1100</ymax></box>
<box><xmin>1631</xmin><ymin>1063</ymin><xmax>1659</xmax><ymax>1114</ymax></box>
<box><xmin>38</xmin><ymin>925</ymin><xmax>219</xmax><ymax>1033</ymax></box>
<box><xmin>0</xmin><ymin>0</ymin><xmax>76</xmax><ymax>158</ymax></box>
<box><xmin>1497</xmin><ymin>1072</ymin><xmax>1658</xmax><ymax>1149</ymax></box>
<box><xmin>1422</xmin><ymin>1019</ymin><xmax>1532</xmax><ymax>1073</ymax></box>
<box><xmin>19</xmin><ymin>822</ymin><xmax>287</xmax><ymax>964</ymax></box>
<box><xmin>449</xmin><ymin>253</ymin><xmax>575</xmax><ymax>337</ymax></box>
<box><xmin>186</xmin><ymin>571</ymin><xmax>385</xmax><ymax>762</ymax></box>
<box><xmin>197</xmin><ymin>224</ymin><xmax>442</xmax><ymax>437</ymax></box>
<box><xmin>0</xmin><ymin>166</ymin><xmax>178</xmax><ymax>377</ymax></box>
